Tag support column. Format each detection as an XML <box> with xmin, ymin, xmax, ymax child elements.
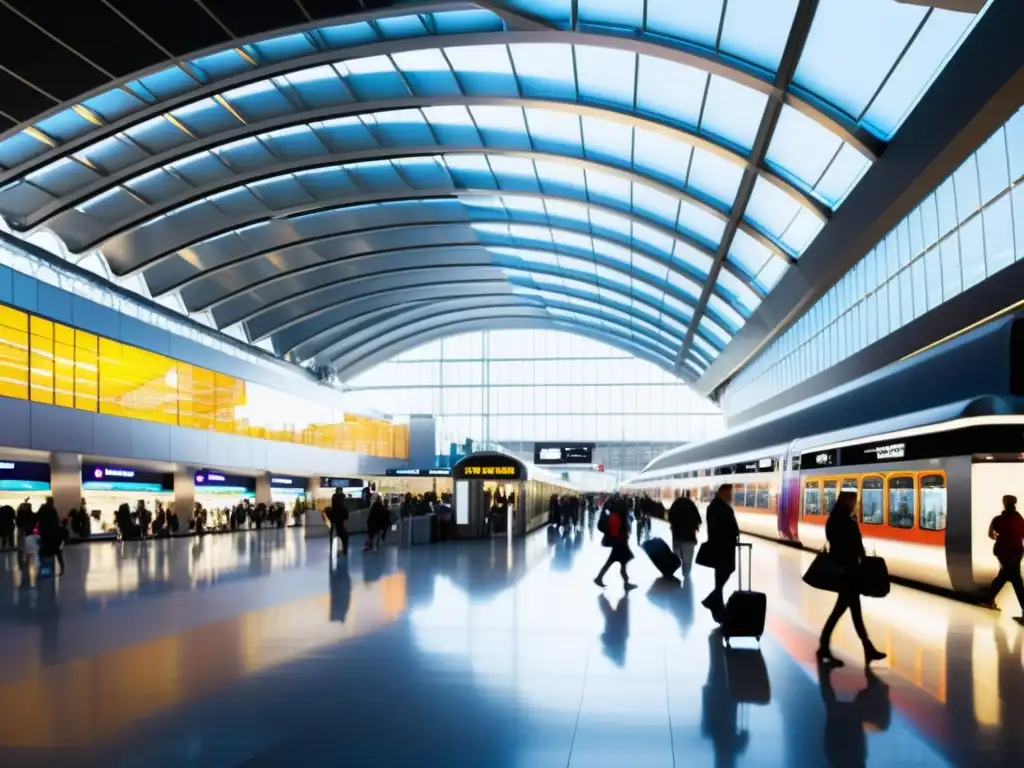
<box><xmin>256</xmin><ymin>474</ymin><xmax>272</xmax><ymax>507</ymax></box>
<box><xmin>174</xmin><ymin>467</ymin><xmax>195</xmax><ymax>534</ymax></box>
<box><xmin>49</xmin><ymin>453</ymin><xmax>82</xmax><ymax>517</ymax></box>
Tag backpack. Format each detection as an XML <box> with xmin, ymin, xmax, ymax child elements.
<box><xmin>597</xmin><ymin>510</ymin><xmax>609</xmax><ymax>534</ymax></box>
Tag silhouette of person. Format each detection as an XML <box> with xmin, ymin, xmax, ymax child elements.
<box><xmin>819</xmin><ymin>666</ymin><xmax>890</xmax><ymax>768</ymax></box>
<box><xmin>329</xmin><ymin>566</ymin><xmax>352</xmax><ymax>623</ymax></box>
<box><xmin>598</xmin><ymin>594</ymin><xmax>629</xmax><ymax>667</ymax></box>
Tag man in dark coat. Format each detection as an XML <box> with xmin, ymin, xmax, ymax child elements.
<box><xmin>0</xmin><ymin>504</ymin><xmax>14</xmax><ymax>548</ymax></box>
<box><xmin>701</xmin><ymin>484</ymin><xmax>739</xmax><ymax>621</ymax></box>
<box><xmin>330</xmin><ymin>487</ymin><xmax>349</xmax><ymax>556</ymax></box>
<box><xmin>669</xmin><ymin>490</ymin><xmax>702</xmax><ymax>579</ymax></box>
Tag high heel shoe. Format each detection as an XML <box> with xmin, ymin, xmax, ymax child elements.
<box><xmin>864</xmin><ymin>648</ymin><xmax>887</xmax><ymax>665</ymax></box>
<box><xmin>816</xmin><ymin>648</ymin><xmax>844</xmax><ymax>667</ymax></box>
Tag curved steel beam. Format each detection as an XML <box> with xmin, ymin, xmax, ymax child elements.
<box><xmin>65</xmin><ymin>149</ymin><xmax>795</xmax><ymax>267</ymax></box>
<box><xmin>266</xmin><ymin>276</ymin><xmax>707</xmax><ymax>364</ymax></box>
<box><xmin>175</xmin><ymin>221</ymin><xmax>751</xmax><ymax>322</ymax></box>
<box><xmin>219</xmin><ymin>247</ymin><xmax>720</xmax><ymax>341</ymax></box>
<box><xmin>332</xmin><ymin>310</ymin><xmax>680</xmax><ymax>381</ymax></box>
<box><xmin>311</xmin><ymin>297</ymin><xmax>684</xmax><ymax>370</ymax></box>
<box><xmin>22</xmin><ymin>96</ymin><xmax>826</xmax><ymax>231</ymax></box>
<box><xmin>151</xmin><ymin>211</ymin><xmax>761</xmax><ymax>305</ymax></box>
<box><xmin>123</xmin><ymin>186</ymin><xmax>790</xmax><ymax>292</ymax></box>
<box><xmin>60</xmin><ymin>147</ymin><xmax>762</xmax><ymax>256</ymax></box>
<box><xmin>1</xmin><ymin>22</ymin><xmax>880</xmax><ymax>186</ymax></box>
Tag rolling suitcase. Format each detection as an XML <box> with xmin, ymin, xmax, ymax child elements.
<box><xmin>641</xmin><ymin>536</ymin><xmax>681</xmax><ymax>578</ymax></box>
<box><xmin>721</xmin><ymin>542</ymin><xmax>766</xmax><ymax>644</ymax></box>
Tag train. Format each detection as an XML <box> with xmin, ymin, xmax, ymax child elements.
<box><xmin>625</xmin><ymin>395</ymin><xmax>1024</xmax><ymax>594</ymax></box>
<box><xmin>624</xmin><ymin>310</ymin><xmax>1024</xmax><ymax>596</ymax></box>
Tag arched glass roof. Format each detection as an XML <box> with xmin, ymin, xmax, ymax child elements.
<box><xmin>0</xmin><ymin>0</ymin><xmax>989</xmax><ymax>381</ymax></box>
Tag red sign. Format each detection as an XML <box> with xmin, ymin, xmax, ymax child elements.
<box><xmin>596</xmin><ymin>464</ymin><xmax>605</xmax><ymax>472</ymax></box>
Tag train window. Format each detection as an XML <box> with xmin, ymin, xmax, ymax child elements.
<box><xmin>734</xmin><ymin>483</ymin><xmax>746</xmax><ymax>507</ymax></box>
<box><xmin>861</xmin><ymin>476</ymin><xmax>884</xmax><ymax>524</ymax></box>
<box><xmin>756</xmin><ymin>484</ymin><xmax>770</xmax><ymax>508</ymax></box>
<box><xmin>920</xmin><ymin>474</ymin><xmax>947</xmax><ymax>531</ymax></box>
<box><xmin>744</xmin><ymin>485</ymin><xmax>757</xmax><ymax>507</ymax></box>
<box><xmin>888</xmin><ymin>476</ymin><xmax>916</xmax><ymax>529</ymax></box>
<box><xmin>823</xmin><ymin>480</ymin><xmax>838</xmax><ymax>514</ymax></box>
<box><xmin>804</xmin><ymin>480</ymin><xmax>821</xmax><ymax>515</ymax></box>
<box><xmin>841</xmin><ymin>478</ymin><xmax>859</xmax><ymax>493</ymax></box>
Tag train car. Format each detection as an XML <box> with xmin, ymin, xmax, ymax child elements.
<box><xmin>625</xmin><ymin>396</ymin><xmax>1024</xmax><ymax>595</ymax></box>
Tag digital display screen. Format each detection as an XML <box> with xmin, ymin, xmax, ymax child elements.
<box><xmin>270</xmin><ymin>474</ymin><xmax>307</xmax><ymax>488</ymax></box>
<box><xmin>384</xmin><ymin>468</ymin><xmax>451</xmax><ymax>477</ymax></box>
<box><xmin>533</xmin><ymin>443</ymin><xmax>594</xmax><ymax>465</ymax></box>
<box><xmin>453</xmin><ymin>455</ymin><xmax>525</xmax><ymax>481</ymax></box>
<box><xmin>195</xmin><ymin>471</ymin><xmax>255</xmax><ymax>491</ymax></box>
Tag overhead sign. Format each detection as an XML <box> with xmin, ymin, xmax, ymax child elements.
<box><xmin>270</xmin><ymin>474</ymin><xmax>307</xmax><ymax>488</ymax></box>
<box><xmin>0</xmin><ymin>460</ymin><xmax>50</xmax><ymax>491</ymax></box>
<box><xmin>195</xmin><ymin>470</ymin><xmax>255</xmax><ymax>494</ymax></box>
<box><xmin>452</xmin><ymin>453</ymin><xmax>526</xmax><ymax>481</ymax></box>
<box><xmin>82</xmin><ymin>464</ymin><xmax>172</xmax><ymax>492</ymax></box>
<box><xmin>534</xmin><ymin>443</ymin><xmax>594</xmax><ymax>465</ymax></box>
<box><xmin>384</xmin><ymin>468</ymin><xmax>451</xmax><ymax>477</ymax></box>
<box><xmin>320</xmin><ymin>476</ymin><xmax>365</xmax><ymax>489</ymax></box>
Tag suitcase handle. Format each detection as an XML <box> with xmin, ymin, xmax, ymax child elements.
<box><xmin>737</xmin><ymin>542</ymin><xmax>752</xmax><ymax>592</ymax></box>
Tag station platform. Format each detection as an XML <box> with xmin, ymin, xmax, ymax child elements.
<box><xmin>0</xmin><ymin>520</ymin><xmax>1020</xmax><ymax>767</ymax></box>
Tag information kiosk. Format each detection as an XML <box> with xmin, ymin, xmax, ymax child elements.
<box><xmin>451</xmin><ymin>452</ymin><xmax>527</xmax><ymax>541</ymax></box>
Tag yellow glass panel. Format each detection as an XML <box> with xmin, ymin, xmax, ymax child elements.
<box><xmin>0</xmin><ymin>319</ymin><xmax>28</xmax><ymax>400</ymax></box>
<box><xmin>192</xmin><ymin>366</ymin><xmax>216</xmax><ymax>431</ymax></box>
<box><xmin>74</xmin><ymin>331</ymin><xmax>98</xmax><ymax>412</ymax></box>
<box><xmin>0</xmin><ymin>305</ymin><xmax>27</xmax><ymax>333</ymax></box>
<box><xmin>54</xmin><ymin>323</ymin><xmax>74</xmax><ymax>346</ymax></box>
<box><xmin>53</xmin><ymin>340</ymin><xmax>75</xmax><ymax>408</ymax></box>
<box><xmin>98</xmin><ymin>338</ymin><xmax>124</xmax><ymax>417</ymax></box>
<box><xmin>29</xmin><ymin>325</ymin><xmax>54</xmax><ymax>404</ymax></box>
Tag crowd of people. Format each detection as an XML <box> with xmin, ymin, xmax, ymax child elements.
<box><xmin>325</xmin><ymin>485</ymin><xmax>457</xmax><ymax>558</ymax></box>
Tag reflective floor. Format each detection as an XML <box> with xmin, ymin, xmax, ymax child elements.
<box><xmin>0</xmin><ymin>519</ymin><xmax>1021</xmax><ymax>767</ymax></box>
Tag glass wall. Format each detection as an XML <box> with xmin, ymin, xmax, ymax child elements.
<box><xmin>345</xmin><ymin>329</ymin><xmax>723</xmax><ymax>450</ymax></box>
<box><xmin>724</xmin><ymin>104</ymin><xmax>1024</xmax><ymax>417</ymax></box>
<box><xmin>0</xmin><ymin>302</ymin><xmax>407</xmax><ymax>459</ymax></box>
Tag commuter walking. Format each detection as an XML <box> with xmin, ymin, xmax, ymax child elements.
<box><xmin>669</xmin><ymin>491</ymin><xmax>702</xmax><ymax>578</ymax></box>
<box><xmin>594</xmin><ymin>496</ymin><xmax>636</xmax><ymax>590</ymax></box>
<box><xmin>983</xmin><ymin>494</ymin><xmax>1024</xmax><ymax>620</ymax></box>
<box><xmin>37</xmin><ymin>497</ymin><xmax>63</xmax><ymax>576</ymax></box>
<box><xmin>700</xmin><ymin>484</ymin><xmax>739</xmax><ymax>621</ymax></box>
<box><xmin>330</xmin><ymin>488</ymin><xmax>350</xmax><ymax>556</ymax></box>
<box><xmin>365</xmin><ymin>493</ymin><xmax>387</xmax><ymax>552</ymax></box>
<box><xmin>0</xmin><ymin>503</ymin><xmax>14</xmax><ymax>548</ymax></box>
<box><xmin>817</xmin><ymin>491</ymin><xmax>887</xmax><ymax>667</ymax></box>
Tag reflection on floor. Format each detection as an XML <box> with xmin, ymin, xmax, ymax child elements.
<box><xmin>0</xmin><ymin>520</ymin><xmax>1021</xmax><ymax>766</ymax></box>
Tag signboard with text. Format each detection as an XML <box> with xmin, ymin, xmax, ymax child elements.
<box><xmin>533</xmin><ymin>443</ymin><xmax>594</xmax><ymax>465</ymax></box>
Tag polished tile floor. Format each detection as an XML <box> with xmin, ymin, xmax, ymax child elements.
<box><xmin>0</xmin><ymin>519</ymin><xmax>1021</xmax><ymax>767</ymax></box>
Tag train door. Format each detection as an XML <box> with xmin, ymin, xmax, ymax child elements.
<box><xmin>778</xmin><ymin>443</ymin><xmax>801</xmax><ymax>541</ymax></box>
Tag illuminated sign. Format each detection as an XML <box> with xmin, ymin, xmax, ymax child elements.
<box><xmin>461</xmin><ymin>465</ymin><xmax>518</xmax><ymax>477</ymax></box>
<box><xmin>82</xmin><ymin>464</ymin><xmax>171</xmax><ymax>491</ymax></box>
<box><xmin>194</xmin><ymin>470</ymin><xmax>255</xmax><ymax>492</ymax></box>
<box><xmin>533</xmin><ymin>443</ymin><xmax>594</xmax><ymax>465</ymax></box>
<box><xmin>0</xmin><ymin>460</ymin><xmax>51</xmax><ymax>491</ymax></box>
<box><xmin>452</xmin><ymin>455</ymin><xmax>525</xmax><ymax>481</ymax></box>
<box><xmin>865</xmin><ymin>443</ymin><xmax>906</xmax><ymax>460</ymax></box>
<box><xmin>320</xmin><ymin>476</ymin><xmax>365</xmax><ymax>489</ymax></box>
<box><xmin>384</xmin><ymin>468</ymin><xmax>452</xmax><ymax>477</ymax></box>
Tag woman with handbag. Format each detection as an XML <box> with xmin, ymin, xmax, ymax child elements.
<box><xmin>817</xmin><ymin>492</ymin><xmax>887</xmax><ymax>668</ymax></box>
<box><xmin>594</xmin><ymin>496</ymin><xmax>636</xmax><ymax>590</ymax></box>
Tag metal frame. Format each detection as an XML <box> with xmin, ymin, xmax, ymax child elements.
<box><xmin>54</xmin><ymin>146</ymin><xmax>796</xmax><ymax>260</ymax></box>
<box><xmin>0</xmin><ymin>12</ymin><xmax>881</xmax><ymax>182</ymax></box>
<box><xmin>253</xmin><ymin>275</ymin><xmax>709</xmax><ymax>365</ymax></box>
<box><xmin>148</xmin><ymin>190</ymin><xmax>757</xmax><ymax>297</ymax></box>
<box><xmin>329</xmin><ymin>312</ymin><xmax>684</xmax><ymax>382</ymax></box>
<box><xmin>317</xmin><ymin>298</ymin><xmax>681</xmax><ymax>368</ymax></box>
<box><xmin>218</xmin><ymin>258</ymin><xmax>720</xmax><ymax>351</ymax></box>
<box><xmin>222</xmin><ymin>253</ymin><xmax>717</xmax><ymax>346</ymax></box>
<box><xmin>16</xmin><ymin>95</ymin><xmax>827</xmax><ymax>231</ymax></box>
<box><xmin>166</xmin><ymin>220</ymin><xmax>756</xmax><ymax>320</ymax></box>
<box><xmin>676</xmin><ymin>0</ymin><xmax>819</xmax><ymax>374</ymax></box>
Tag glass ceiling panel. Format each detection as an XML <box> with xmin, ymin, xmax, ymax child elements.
<box><xmin>719</xmin><ymin>0</ymin><xmax>799</xmax><ymax>73</ymax></box>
